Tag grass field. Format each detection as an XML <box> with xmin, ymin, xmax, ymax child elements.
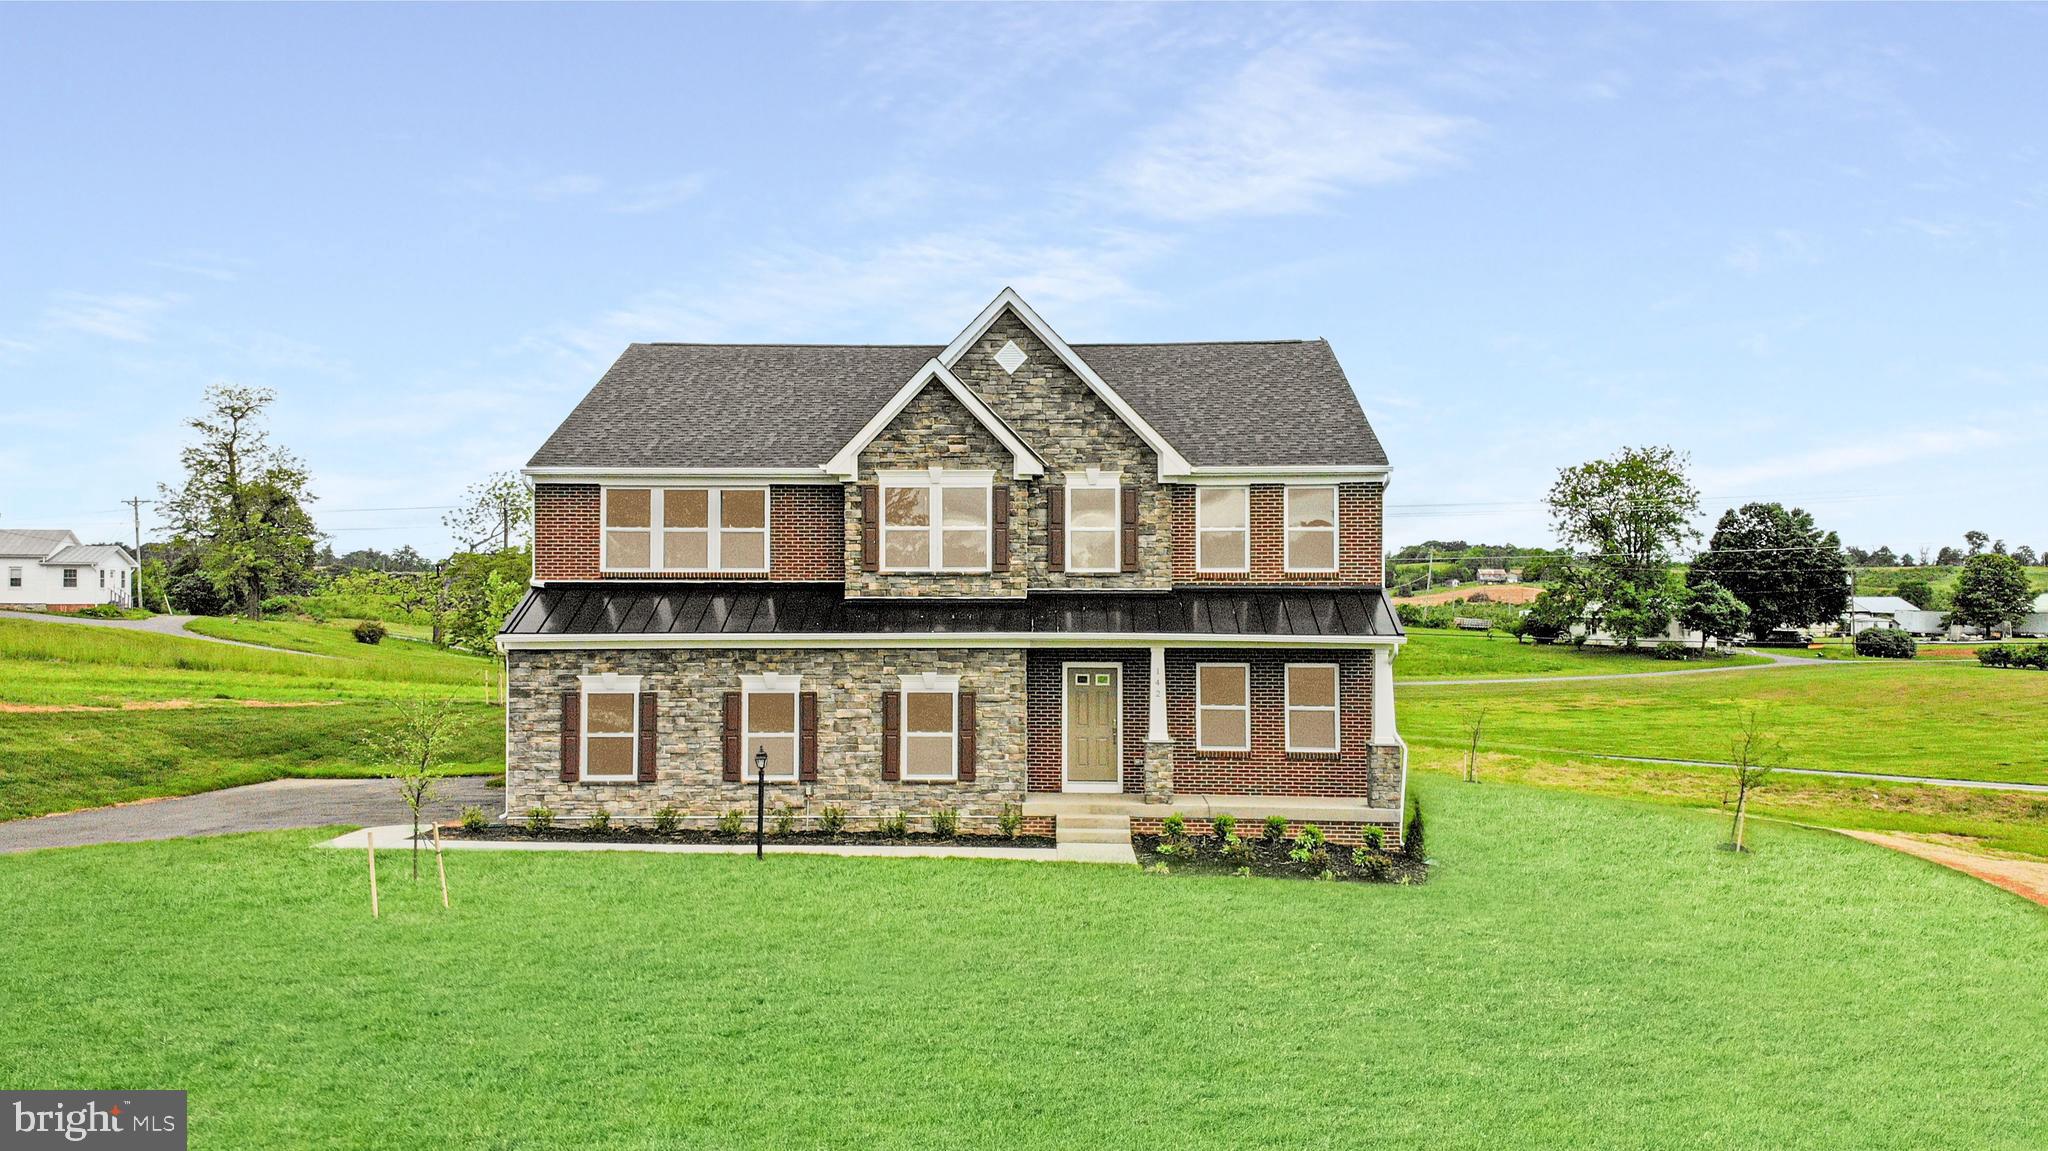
<box><xmin>1397</xmin><ymin>628</ymin><xmax>1770</xmax><ymax>680</ymax></box>
<box><xmin>0</xmin><ymin>618</ymin><xmax>502</xmax><ymax>820</ymax></box>
<box><xmin>1</xmin><ymin>776</ymin><xmax>2042</xmax><ymax>1149</ymax></box>
<box><xmin>1401</xmin><ymin>662</ymin><xmax>2048</xmax><ymax>785</ymax></box>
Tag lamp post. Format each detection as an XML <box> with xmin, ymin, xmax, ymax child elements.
<box><xmin>754</xmin><ymin>746</ymin><xmax>768</xmax><ymax>860</ymax></box>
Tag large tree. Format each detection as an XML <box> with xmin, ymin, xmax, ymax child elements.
<box><xmin>1680</xmin><ymin>579</ymin><xmax>1749</xmax><ymax>648</ymax></box>
<box><xmin>443</xmin><ymin>471</ymin><xmax>533</xmax><ymax>553</ymax></box>
<box><xmin>1687</xmin><ymin>502</ymin><xmax>1850</xmax><ymax>638</ymax></box>
<box><xmin>1949</xmin><ymin>553</ymin><xmax>2034</xmax><ymax>633</ymax></box>
<box><xmin>1546</xmin><ymin>446</ymin><xmax>1699</xmax><ymax>647</ymax></box>
<box><xmin>1894</xmin><ymin>576</ymin><xmax>1935</xmax><ymax>611</ymax></box>
<box><xmin>157</xmin><ymin>384</ymin><xmax>320</xmax><ymax>617</ymax></box>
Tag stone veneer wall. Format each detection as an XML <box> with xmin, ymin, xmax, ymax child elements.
<box><xmin>533</xmin><ymin>483</ymin><xmax>844</xmax><ymax>583</ymax></box>
<box><xmin>506</xmin><ymin>647</ymin><xmax>1027</xmax><ymax>831</ymax></box>
<box><xmin>1170</xmin><ymin>482</ymin><xmax>1384</xmax><ymax>586</ymax></box>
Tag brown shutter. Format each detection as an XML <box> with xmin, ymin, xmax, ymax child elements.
<box><xmin>636</xmin><ymin>691</ymin><xmax>658</xmax><ymax>782</ymax></box>
<box><xmin>799</xmin><ymin>691</ymin><xmax>819</xmax><ymax>783</ymax></box>
<box><xmin>1120</xmin><ymin>486</ymin><xmax>1140</xmax><ymax>573</ymax></box>
<box><xmin>1046</xmin><ymin>486</ymin><xmax>1065</xmax><ymax>569</ymax></box>
<box><xmin>881</xmin><ymin>690</ymin><xmax>900</xmax><ymax>781</ymax></box>
<box><xmin>559</xmin><ymin>690</ymin><xmax>581</xmax><ymax>782</ymax></box>
<box><xmin>860</xmin><ymin>485</ymin><xmax>880</xmax><ymax>572</ymax></box>
<box><xmin>991</xmin><ymin>486</ymin><xmax>1011</xmax><ymax>573</ymax></box>
<box><xmin>957</xmin><ymin>691</ymin><xmax>976</xmax><ymax>782</ymax></box>
<box><xmin>721</xmin><ymin>691</ymin><xmax>742</xmax><ymax>782</ymax></box>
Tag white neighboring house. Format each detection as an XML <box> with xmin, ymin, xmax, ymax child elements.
<box><xmin>1847</xmin><ymin>595</ymin><xmax>1947</xmax><ymax>638</ymax></box>
<box><xmin>0</xmin><ymin>530</ymin><xmax>138</xmax><ymax>609</ymax></box>
<box><xmin>2020</xmin><ymin>593</ymin><xmax>2048</xmax><ymax>638</ymax></box>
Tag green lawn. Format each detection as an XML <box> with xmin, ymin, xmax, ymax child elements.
<box><xmin>0</xmin><ymin>618</ymin><xmax>503</xmax><ymax>820</ymax></box>
<box><xmin>1397</xmin><ymin>628</ymin><xmax>1770</xmax><ymax>680</ymax></box>
<box><xmin>0</xmin><ymin>777</ymin><xmax>2041</xmax><ymax>1149</ymax></box>
<box><xmin>1401</xmin><ymin>662</ymin><xmax>2048</xmax><ymax>784</ymax></box>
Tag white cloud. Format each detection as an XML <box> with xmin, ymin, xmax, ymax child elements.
<box><xmin>607</xmin><ymin>175</ymin><xmax>707</xmax><ymax>215</ymax></box>
<box><xmin>1699</xmin><ymin>426</ymin><xmax>2012</xmax><ymax>490</ymax></box>
<box><xmin>1108</xmin><ymin>37</ymin><xmax>1469</xmax><ymax>222</ymax></box>
<box><xmin>1723</xmin><ymin>229</ymin><xmax>1820</xmax><ymax>275</ymax></box>
<box><xmin>42</xmin><ymin>292</ymin><xmax>184</xmax><ymax>343</ymax></box>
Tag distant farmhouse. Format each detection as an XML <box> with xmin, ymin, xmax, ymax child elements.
<box><xmin>2024</xmin><ymin>594</ymin><xmax>2048</xmax><ymax>638</ymax></box>
<box><xmin>0</xmin><ymin>530</ymin><xmax>137</xmax><ymax>611</ymax></box>
<box><xmin>1847</xmin><ymin>595</ymin><xmax>1947</xmax><ymax>638</ymax></box>
<box><xmin>1475</xmin><ymin>567</ymin><xmax>1523</xmax><ymax>584</ymax></box>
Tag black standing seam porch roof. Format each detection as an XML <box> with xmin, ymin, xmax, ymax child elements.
<box><xmin>500</xmin><ymin>584</ymin><xmax>1402</xmax><ymax>640</ymax></box>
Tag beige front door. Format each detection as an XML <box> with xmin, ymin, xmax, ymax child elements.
<box><xmin>1064</xmin><ymin>665</ymin><xmax>1121</xmax><ymax>791</ymax></box>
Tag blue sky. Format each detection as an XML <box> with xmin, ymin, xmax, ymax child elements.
<box><xmin>3</xmin><ymin>3</ymin><xmax>2043</xmax><ymax>559</ymax></box>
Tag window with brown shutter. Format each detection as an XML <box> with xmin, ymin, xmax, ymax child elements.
<box><xmin>1120</xmin><ymin>487</ymin><xmax>1140</xmax><ymax>573</ymax></box>
<box><xmin>881</xmin><ymin>690</ymin><xmax>901</xmax><ymax>781</ymax></box>
<box><xmin>1046</xmin><ymin>486</ymin><xmax>1065</xmax><ymax>569</ymax></box>
<box><xmin>637</xmin><ymin>692</ymin><xmax>659</xmax><ymax>782</ymax></box>
<box><xmin>991</xmin><ymin>487</ymin><xmax>1011</xmax><ymax>573</ymax></box>
<box><xmin>721</xmin><ymin>691</ymin><xmax>742</xmax><ymax>781</ymax></box>
<box><xmin>860</xmin><ymin>485</ymin><xmax>880</xmax><ymax>572</ymax></box>
<box><xmin>957</xmin><ymin>691</ymin><xmax>976</xmax><ymax>781</ymax></box>
<box><xmin>559</xmin><ymin>690</ymin><xmax>581</xmax><ymax>783</ymax></box>
<box><xmin>799</xmin><ymin>692</ymin><xmax>819</xmax><ymax>783</ymax></box>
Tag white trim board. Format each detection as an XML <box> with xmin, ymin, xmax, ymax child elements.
<box><xmin>824</xmin><ymin>358</ymin><xmax>1046</xmax><ymax>481</ymax></box>
<box><xmin>526</xmin><ymin>466</ymin><xmax>841</xmax><ymax>486</ymax></box>
<box><xmin>500</xmin><ymin>631</ymin><xmax>1406</xmax><ymax>652</ymax></box>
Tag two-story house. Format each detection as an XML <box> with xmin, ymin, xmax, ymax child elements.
<box><xmin>497</xmin><ymin>289</ymin><xmax>1407</xmax><ymax>845</ymax></box>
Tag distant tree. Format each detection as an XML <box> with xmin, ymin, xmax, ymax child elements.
<box><xmin>1867</xmin><ymin>545</ymin><xmax>1897</xmax><ymax>566</ymax></box>
<box><xmin>442</xmin><ymin>547</ymin><xmax>533</xmax><ymax>651</ymax></box>
<box><xmin>1518</xmin><ymin>584</ymin><xmax>1581</xmax><ymax>644</ymax></box>
<box><xmin>1688</xmin><ymin>503</ymin><xmax>1851</xmax><ymax>637</ymax></box>
<box><xmin>1894</xmin><ymin>576</ymin><xmax>1936</xmax><ymax>611</ymax></box>
<box><xmin>1898</xmin><ymin>551</ymin><xmax>1918</xmax><ymax>568</ymax></box>
<box><xmin>156</xmin><ymin>384</ymin><xmax>320</xmax><ymax>617</ymax></box>
<box><xmin>1546</xmin><ymin>446</ymin><xmax>1698</xmax><ymax>648</ymax></box>
<box><xmin>2015</xmin><ymin>546</ymin><xmax>2040</xmax><ymax>566</ymax></box>
<box><xmin>1964</xmin><ymin>530</ymin><xmax>1989</xmax><ymax>557</ymax></box>
<box><xmin>444</xmin><ymin>471</ymin><xmax>534</xmax><ymax>553</ymax></box>
<box><xmin>1936</xmin><ymin>546</ymin><xmax>1963</xmax><ymax>567</ymax></box>
<box><xmin>1681</xmin><ymin>579</ymin><xmax>1750</xmax><ymax>648</ymax></box>
<box><xmin>1949</xmin><ymin>554</ymin><xmax>2034</xmax><ymax>632</ymax></box>
<box><xmin>1724</xmin><ymin>709</ymin><xmax>1779</xmax><ymax>854</ymax></box>
<box><xmin>1844</xmin><ymin>545</ymin><xmax>1872</xmax><ymax>565</ymax></box>
<box><xmin>1993</xmin><ymin>538</ymin><xmax>2008</xmax><ymax>556</ymax></box>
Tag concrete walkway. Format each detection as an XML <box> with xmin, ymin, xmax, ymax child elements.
<box><xmin>0</xmin><ymin>776</ymin><xmax>499</xmax><ymax>854</ymax></box>
<box><xmin>320</xmin><ymin>824</ymin><xmax>1076</xmax><ymax>863</ymax></box>
<box><xmin>1842</xmin><ymin>831</ymin><xmax>2048</xmax><ymax>909</ymax></box>
<box><xmin>0</xmin><ymin>610</ymin><xmax>326</xmax><ymax>654</ymax></box>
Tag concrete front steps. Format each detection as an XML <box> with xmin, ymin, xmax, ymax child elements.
<box><xmin>1055</xmin><ymin>813</ymin><xmax>1138</xmax><ymax>865</ymax></box>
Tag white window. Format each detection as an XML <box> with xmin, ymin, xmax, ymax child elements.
<box><xmin>1065</xmin><ymin>472</ymin><xmax>1121</xmax><ymax>573</ymax></box>
<box><xmin>899</xmin><ymin>673</ymin><xmax>959</xmax><ymax>781</ymax></box>
<box><xmin>1196</xmin><ymin>487</ymin><xmax>1249</xmax><ymax>572</ymax></box>
<box><xmin>8</xmin><ymin>566</ymin><xmax>21</xmax><ymax>587</ymax></box>
<box><xmin>1195</xmin><ymin>663</ymin><xmax>1250</xmax><ymax>751</ymax></box>
<box><xmin>99</xmin><ymin>569</ymin><xmax>106</xmax><ymax>589</ymax></box>
<box><xmin>880</xmin><ymin>471</ymin><xmax>991</xmax><ymax>573</ymax></box>
<box><xmin>61</xmin><ymin>568</ymin><xmax>78</xmax><ymax>589</ymax></box>
<box><xmin>1285</xmin><ymin>487</ymin><xmax>1339</xmax><ymax>572</ymax></box>
<box><xmin>741</xmin><ymin>674</ymin><xmax>800</xmax><ymax>782</ymax></box>
<box><xmin>1285</xmin><ymin>664</ymin><xmax>1340</xmax><ymax>753</ymax></box>
<box><xmin>579</xmin><ymin>674</ymin><xmax>642</xmax><ymax>782</ymax></box>
<box><xmin>603</xmin><ymin>487</ymin><xmax>769</xmax><ymax>572</ymax></box>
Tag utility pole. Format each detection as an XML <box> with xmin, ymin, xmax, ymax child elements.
<box><xmin>1426</xmin><ymin>549</ymin><xmax>1434</xmax><ymax>592</ymax></box>
<box><xmin>121</xmin><ymin>496</ymin><xmax>151</xmax><ymax>609</ymax></box>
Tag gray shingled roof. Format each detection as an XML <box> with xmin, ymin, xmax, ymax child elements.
<box><xmin>527</xmin><ymin>339</ymin><xmax>1387</xmax><ymax>470</ymax></box>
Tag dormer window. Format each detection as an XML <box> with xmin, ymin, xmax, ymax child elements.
<box><xmin>602</xmin><ymin>487</ymin><xmax>769</xmax><ymax>573</ymax></box>
<box><xmin>880</xmin><ymin>469</ymin><xmax>992</xmax><ymax>573</ymax></box>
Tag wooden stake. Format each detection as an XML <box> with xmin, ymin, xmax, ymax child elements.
<box><xmin>432</xmin><ymin>825</ymin><xmax>450</xmax><ymax>909</ymax></box>
<box><xmin>366</xmin><ymin>829</ymin><xmax>380</xmax><ymax>919</ymax></box>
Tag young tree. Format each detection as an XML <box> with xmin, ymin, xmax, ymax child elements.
<box><xmin>156</xmin><ymin>384</ymin><xmax>320</xmax><ymax>617</ymax></box>
<box><xmin>1681</xmin><ymin>579</ymin><xmax>1749</xmax><ymax>648</ymax></box>
<box><xmin>1894</xmin><ymin>576</ymin><xmax>1936</xmax><ymax>611</ymax></box>
<box><xmin>1687</xmin><ymin>503</ymin><xmax>1850</xmax><ymax>638</ymax></box>
<box><xmin>1725</xmin><ymin>709</ymin><xmax>1779</xmax><ymax>853</ymax></box>
<box><xmin>444</xmin><ymin>471</ymin><xmax>534</xmax><ymax>553</ymax></box>
<box><xmin>1460</xmin><ymin>705</ymin><xmax>1486</xmax><ymax>783</ymax></box>
<box><xmin>364</xmin><ymin>697</ymin><xmax>466</xmax><ymax>879</ymax></box>
<box><xmin>1949</xmin><ymin>553</ymin><xmax>2034</xmax><ymax>633</ymax></box>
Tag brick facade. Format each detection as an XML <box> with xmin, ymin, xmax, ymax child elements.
<box><xmin>1024</xmin><ymin>649</ymin><xmax>1152</xmax><ymax>795</ymax></box>
<box><xmin>1163</xmin><ymin>648</ymin><xmax>1387</xmax><ymax>800</ymax></box>
<box><xmin>534</xmin><ymin>483</ymin><xmax>844</xmax><ymax>583</ymax></box>
<box><xmin>1170</xmin><ymin>482</ymin><xmax>1383</xmax><ymax>586</ymax></box>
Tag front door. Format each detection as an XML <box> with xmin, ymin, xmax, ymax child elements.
<box><xmin>1063</xmin><ymin>665</ymin><xmax>1121</xmax><ymax>792</ymax></box>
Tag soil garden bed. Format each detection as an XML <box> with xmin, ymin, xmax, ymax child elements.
<box><xmin>1133</xmin><ymin>831</ymin><xmax>1428</xmax><ymax>884</ymax></box>
<box><xmin>443</xmin><ymin>823</ymin><xmax>1055</xmax><ymax>850</ymax></box>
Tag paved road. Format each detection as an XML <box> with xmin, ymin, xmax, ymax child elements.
<box><xmin>0</xmin><ymin>610</ymin><xmax>326</xmax><ymax>654</ymax></box>
<box><xmin>0</xmin><ymin>777</ymin><xmax>499</xmax><ymax>854</ymax></box>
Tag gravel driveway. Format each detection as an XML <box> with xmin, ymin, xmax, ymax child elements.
<box><xmin>0</xmin><ymin>776</ymin><xmax>499</xmax><ymax>854</ymax></box>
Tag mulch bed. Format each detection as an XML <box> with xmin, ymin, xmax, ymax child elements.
<box><xmin>1133</xmin><ymin>833</ymin><xmax>1428</xmax><ymax>884</ymax></box>
<box><xmin>443</xmin><ymin>824</ymin><xmax>1055</xmax><ymax>850</ymax></box>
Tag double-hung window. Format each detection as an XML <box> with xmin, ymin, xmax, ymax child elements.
<box><xmin>741</xmin><ymin>674</ymin><xmax>800</xmax><ymax>782</ymax></box>
<box><xmin>1065</xmin><ymin>472</ymin><xmax>1121</xmax><ymax>573</ymax></box>
<box><xmin>604</xmin><ymin>487</ymin><xmax>769</xmax><ymax>572</ymax></box>
<box><xmin>61</xmin><ymin>568</ymin><xmax>78</xmax><ymax>589</ymax></box>
<box><xmin>1195</xmin><ymin>663</ymin><xmax>1250</xmax><ymax>751</ymax></box>
<box><xmin>579</xmin><ymin>674</ymin><xmax>642</xmax><ymax>782</ymax></box>
<box><xmin>1285</xmin><ymin>487</ymin><xmax>1339</xmax><ymax>572</ymax></box>
<box><xmin>900</xmin><ymin>674</ymin><xmax>959</xmax><ymax>781</ymax></box>
<box><xmin>881</xmin><ymin>471</ymin><xmax>990</xmax><ymax>573</ymax></box>
<box><xmin>8</xmin><ymin>566</ymin><xmax>21</xmax><ymax>588</ymax></box>
<box><xmin>1196</xmin><ymin>487</ymin><xmax>1249</xmax><ymax>572</ymax></box>
<box><xmin>1284</xmin><ymin>664</ymin><xmax>1340</xmax><ymax>753</ymax></box>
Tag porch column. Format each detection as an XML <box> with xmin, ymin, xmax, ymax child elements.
<box><xmin>1147</xmin><ymin>644</ymin><xmax>1169</xmax><ymax>743</ymax></box>
<box><xmin>1372</xmin><ymin>646</ymin><xmax>1401</xmax><ymax>746</ymax></box>
<box><xmin>1144</xmin><ymin>644</ymin><xmax>1174</xmax><ymax>802</ymax></box>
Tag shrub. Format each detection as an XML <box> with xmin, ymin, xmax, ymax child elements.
<box><xmin>930</xmin><ymin>807</ymin><xmax>959</xmax><ymax>838</ymax></box>
<box><xmin>818</xmin><ymin>805</ymin><xmax>847</xmax><ymax>835</ymax></box>
<box><xmin>1262</xmin><ymin>815</ymin><xmax>1289</xmax><ymax>844</ymax></box>
<box><xmin>523</xmin><ymin>806</ymin><xmax>554</xmax><ymax>835</ymax></box>
<box><xmin>585</xmin><ymin>809</ymin><xmax>611</xmax><ymax>833</ymax></box>
<box><xmin>652</xmin><ymin>806</ymin><xmax>681</xmax><ymax>834</ymax></box>
<box><xmin>772</xmin><ymin>805</ymin><xmax>796</xmax><ymax>837</ymax></box>
<box><xmin>716</xmin><ymin>809</ymin><xmax>745</xmax><ymax>837</ymax></box>
<box><xmin>1210</xmin><ymin>812</ymin><xmax>1237</xmax><ymax>841</ymax></box>
<box><xmin>1404</xmin><ymin>799</ymin><xmax>1426</xmax><ymax>861</ymax></box>
<box><xmin>1222</xmin><ymin>835</ymin><xmax>1256</xmax><ymax>867</ymax></box>
<box><xmin>1976</xmin><ymin>644</ymin><xmax>2046</xmax><ymax>670</ymax></box>
<box><xmin>260</xmin><ymin>596</ymin><xmax>295</xmax><ymax>616</ymax></box>
<box><xmin>997</xmin><ymin>804</ymin><xmax>1022</xmax><ymax>840</ymax></box>
<box><xmin>1854</xmin><ymin>628</ymin><xmax>1917</xmax><ymax>659</ymax></box>
<box><xmin>459</xmin><ymin>805</ymin><xmax>488</xmax><ymax>833</ymax></box>
<box><xmin>1294</xmin><ymin>824</ymin><xmax>1326</xmax><ymax>849</ymax></box>
<box><xmin>1161</xmin><ymin>811</ymin><xmax>1187</xmax><ymax>841</ymax></box>
<box><xmin>1653</xmin><ymin>641</ymin><xmax>1689</xmax><ymax>661</ymax></box>
<box><xmin>1359</xmin><ymin>854</ymin><xmax>1393</xmax><ymax>882</ymax></box>
<box><xmin>76</xmin><ymin>603</ymin><xmax>128</xmax><ymax>619</ymax></box>
<box><xmin>1362</xmin><ymin>827</ymin><xmax>1384</xmax><ymax>853</ymax></box>
<box><xmin>351</xmin><ymin>620</ymin><xmax>387</xmax><ymax>645</ymax></box>
<box><xmin>879</xmin><ymin>810</ymin><xmax>909</xmax><ymax>838</ymax></box>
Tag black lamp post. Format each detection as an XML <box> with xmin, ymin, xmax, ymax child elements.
<box><xmin>754</xmin><ymin>746</ymin><xmax>768</xmax><ymax>860</ymax></box>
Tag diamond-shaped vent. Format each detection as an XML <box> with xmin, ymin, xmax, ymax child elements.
<box><xmin>993</xmin><ymin>339</ymin><xmax>1028</xmax><ymax>375</ymax></box>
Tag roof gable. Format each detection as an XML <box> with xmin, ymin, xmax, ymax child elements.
<box><xmin>824</xmin><ymin>360</ymin><xmax>1046</xmax><ymax>480</ymax></box>
<box><xmin>0</xmin><ymin>529</ymin><xmax>78</xmax><ymax>559</ymax></box>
